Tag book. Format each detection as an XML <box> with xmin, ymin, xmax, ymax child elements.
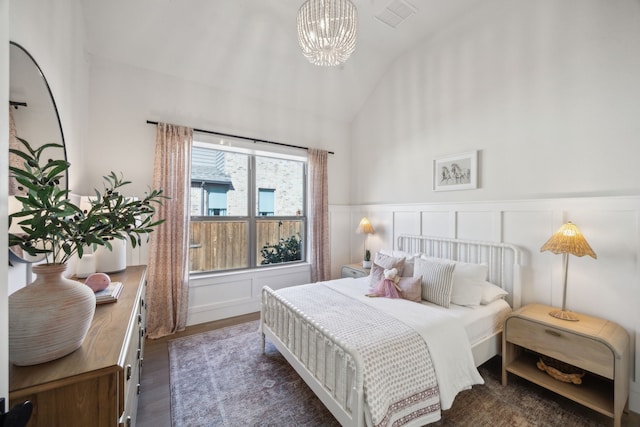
<box><xmin>94</xmin><ymin>282</ymin><xmax>123</xmax><ymax>305</ymax></box>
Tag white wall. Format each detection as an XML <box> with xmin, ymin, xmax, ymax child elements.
<box><xmin>82</xmin><ymin>55</ymin><xmax>352</xmax><ymax>324</ymax></box>
<box><xmin>342</xmin><ymin>0</ymin><xmax>640</xmax><ymax>413</ymax></box>
<box><xmin>1</xmin><ymin>0</ymin><xmax>9</xmax><ymax>402</ymax></box>
<box><xmin>82</xmin><ymin>56</ymin><xmax>351</xmax><ymax>202</ymax></box>
<box><xmin>10</xmin><ymin>0</ymin><xmax>89</xmax><ymax>190</ymax></box>
<box><xmin>335</xmin><ymin>196</ymin><xmax>640</xmax><ymax>411</ymax></box>
<box><xmin>350</xmin><ymin>0</ymin><xmax>640</xmax><ymax>204</ymax></box>
<box><xmin>8</xmin><ymin>0</ymin><xmax>90</xmax><ymax>289</ymax></box>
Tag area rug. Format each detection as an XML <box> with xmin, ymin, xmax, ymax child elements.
<box><xmin>169</xmin><ymin>320</ymin><xmax>611</xmax><ymax>426</ymax></box>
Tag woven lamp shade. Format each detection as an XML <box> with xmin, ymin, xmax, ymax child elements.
<box><xmin>356</xmin><ymin>217</ymin><xmax>374</xmax><ymax>234</ymax></box>
<box><xmin>540</xmin><ymin>222</ymin><xmax>597</xmax><ymax>259</ymax></box>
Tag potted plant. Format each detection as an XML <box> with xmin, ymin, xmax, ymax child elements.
<box><xmin>8</xmin><ymin>138</ymin><xmax>166</xmax><ymax>365</ymax></box>
<box><xmin>363</xmin><ymin>249</ymin><xmax>372</xmax><ymax>269</ymax></box>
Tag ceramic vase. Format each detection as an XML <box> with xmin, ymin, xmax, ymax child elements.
<box><xmin>9</xmin><ymin>263</ymin><xmax>96</xmax><ymax>366</ymax></box>
<box><xmin>95</xmin><ymin>239</ymin><xmax>127</xmax><ymax>273</ymax></box>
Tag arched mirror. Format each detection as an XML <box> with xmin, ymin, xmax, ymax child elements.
<box><xmin>9</xmin><ymin>41</ymin><xmax>68</xmax><ymax>264</ymax></box>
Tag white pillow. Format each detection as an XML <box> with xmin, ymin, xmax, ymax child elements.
<box><xmin>480</xmin><ymin>281</ymin><xmax>509</xmax><ymax>305</ymax></box>
<box><xmin>413</xmin><ymin>258</ymin><xmax>456</xmax><ymax>308</ymax></box>
<box><xmin>421</xmin><ymin>257</ymin><xmax>488</xmax><ymax>307</ymax></box>
<box><xmin>450</xmin><ymin>278</ymin><xmax>484</xmax><ymax>308</ymax></box>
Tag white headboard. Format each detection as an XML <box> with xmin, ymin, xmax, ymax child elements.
<box><xmin>397</xmin><ymin>234</ymin><xmax>523</xmax><ymax>309</ymax></box>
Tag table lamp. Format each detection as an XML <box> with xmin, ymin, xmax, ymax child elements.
<box><xmin>540</xmin><ymin>221</ymin><xmax>597</xmax><ymax>321</ymax></box>
<box><xmin>356</xmin><ymin>217</ymin><xmax>374</xmax><ymax>268</ymax></box>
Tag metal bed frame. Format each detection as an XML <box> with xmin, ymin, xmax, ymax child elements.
<box><xmin>261</xmin><ymin>234</ymin><xmax>522</xmax><ymax>427</ymax></box>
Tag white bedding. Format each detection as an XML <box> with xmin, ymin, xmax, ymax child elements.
<box><xmin>324</xmin><ymin>277</ymin><xmax>485</xmax><ymax>411</ymax></box>
<box><xmin>344</xmin><ymin>276</ymin><xmax>512</xmax><ymax>346</ymax></box>
<box><xmin>264</xmin><ymin>275</ymin><xmax>512</xmax><ymax>426</ymax></box>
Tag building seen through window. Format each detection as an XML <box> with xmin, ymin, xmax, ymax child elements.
<box><xmin>189</xmin><ymin>141</ymin><xmax>306</xmax><ymax>273</ymax></box>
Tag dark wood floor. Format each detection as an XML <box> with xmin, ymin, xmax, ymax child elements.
<box><xmin>136</xmin><ymin>312</ymin><xmax>260</xmax><ymax>427</ymax></box>
<box><xmin>136</xmin><ymin>312</ymin><xmax>639</xmax><ymax>427</ymax></box>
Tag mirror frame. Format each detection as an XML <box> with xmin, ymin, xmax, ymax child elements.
<box><xmin>9</xmin><ymin>41</ymin><xmax>68</xmax><ymax>264</ymax></box>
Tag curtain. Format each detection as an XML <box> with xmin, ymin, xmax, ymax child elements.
<box><xmin>308</xmin><ymin>148</ymin><xmax>330</xmax><ymax>282</ymax></box>
<box><xmin>146</xmin><ymin>123</ymin><xmax>193</xmax><ymax>339</ymax></box>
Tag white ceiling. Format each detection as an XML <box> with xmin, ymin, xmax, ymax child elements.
<box><xmin>82</xmin><ymin>0</ymin><xmax>483</xmax><ymax>122</ymax></box>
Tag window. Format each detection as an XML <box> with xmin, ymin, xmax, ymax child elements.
<box><xmin>189</xmin><ymin>139</ymin><xmax>306</xmax><ymax>273</ymax></box>
<box><xmin>258</xmin><ymin>189</ymin><xmax>275</xmax><ymax>216</ymax></box>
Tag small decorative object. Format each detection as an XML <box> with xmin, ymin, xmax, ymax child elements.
<box><xmin>433</xmin><ymin>150</ymin><xmax>478</xmax><ymax>191</ymax></box>
<box><xmin>368</xmin><ymin>268</ymin><xmax>402</xmax><ymax>299</ymax></box>
<box><xmin>537</xmin><ymin>356</ymin><xmax>585</xmax><ymax>384</ymax></box>
<box><xmin>356</xmin><ymin>217</ymin><xmax>374</xmax><ymax>268</ymax></box>
<box><xmin>75</xmin><ymin>252</ymin><xmax>96</xmax><ymax>278</ymax></box>
<box><xmin>540</xmin><ymin>221</ymin><xmax>597</xmax><ymax>321</ymax></box>
<box><xmin>85</xmin><ymin>272</ymin><xmax>111</xmax><ymax>292</ymax></box>
<box><xmin>95</xmin><ymin>238</ymin><xmax>127</xmax><ymax>273</ymax></box>
<box><xmin>363</xmin><ymin>249</ymin><xmax>371</xmax><ymax>269</ymax></box>
<box><xmin>8</xmin><ymin>138</ymin><xmax>166</xmax><ymax>365</ymax></box>
<box><xmin>94</xmin><ymin>281</ymin><xmax>124</xmax><ymax>305</ymax></box>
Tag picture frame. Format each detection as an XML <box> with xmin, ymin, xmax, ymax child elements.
<box><xmin>433</xmin><ymin>150</ymin><xmax>478</xmax><ymax>191</ymax></box>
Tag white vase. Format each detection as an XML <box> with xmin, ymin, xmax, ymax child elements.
<box><xmin>95</xmin><ymin>239</ymin><xmax>127</xmax><ymax>273</ymax></box>
<box><xmin>76</xmin><ymin>253</ymin><xmax>96</xmax><ymax>278</ymax></box>
<box><xmin>9</xmin><ymin>263</ymin><xmax>96</xmax><ymax>366</ymax></box>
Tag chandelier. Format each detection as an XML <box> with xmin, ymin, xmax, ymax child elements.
<box><xmin>296</xmin><ymin>0</ymin><xmax>358</xmax><ymax>67</ymax></box>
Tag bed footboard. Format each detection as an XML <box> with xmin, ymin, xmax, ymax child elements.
<box><xmin>261</xmin><ymin>286</ymin><xmax>365</xmax><ymax>427</ymax></box>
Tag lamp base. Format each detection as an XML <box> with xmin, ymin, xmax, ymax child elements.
<box><xmin>549</xmin><ymin>309</ymin><xmax>579</xmax><ymax>321</ymax></box>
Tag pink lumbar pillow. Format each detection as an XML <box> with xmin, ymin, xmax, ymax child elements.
<box><xmin>85</xmin><ymin>272</ymin><xmax>111</xmax><ymax>292</ymax></box>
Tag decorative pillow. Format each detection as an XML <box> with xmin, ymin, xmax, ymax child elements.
<box><xmin>421</xmin><ymin>257</ymin><xmax>488</xmax><ymax>307</ymax></box>
<box><xmin>396</xmin><ymin>276</ymin><xmax>422</xmax><ymax>302</ymax></box>
<box><xmin>368</xmin><ymin>263</ymin><xmax>387</xmax><ymax>288</ymax></box>
<box><xmin>380</xmin><ymin>249</ymin><xmax>420</xmax><ymax>277</ymax></box>
<box><xmin>480</xmin><ymin>281</ymin><xmax>509</xmax><ymax>305</ymax></box>
<box><xmin>372</xmin><ymin>252</ymin><xmax>406</xmax><ymax>276</ymax></box>
<box><xmin>413</xmin><ymin>258</ymin><xmax>456</xmax><ymax>308</ymax></box>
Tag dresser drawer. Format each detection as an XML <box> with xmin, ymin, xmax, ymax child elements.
<box><xmin>505</xmin><ymin>317</ymin><xmax>614</xmax><ymax>378</ymax></box>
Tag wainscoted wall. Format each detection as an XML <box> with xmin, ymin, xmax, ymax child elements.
<box><xmin>186</xmin><ymin>263</ymin><xmax>310</xmax><ymax>326</ymax></box>
<box><xmin>335</xmin><ymin>195</ymin><xmax>640</xmax><ymax>411</ymax></box>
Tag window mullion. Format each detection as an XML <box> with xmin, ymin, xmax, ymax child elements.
<box><xmin>248</xmin><ymin>156</ymin><xmax>257</xmax><ymax>267</ymax></box>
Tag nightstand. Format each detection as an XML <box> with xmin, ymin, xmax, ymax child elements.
<box><xmin>341</xmin><ymin>263</ymin><xmax>370</xmax><ymax>278</ymax></box>
<box><xmin>502</xmin><ymin>304</ymin><xmax>630</xmax><ymax>427</ymax></box>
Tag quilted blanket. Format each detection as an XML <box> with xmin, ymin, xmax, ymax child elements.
<box><xmin>276</xmin><ymin>283</ymin><xmax>441</xmax><ymax>427</ymax></box>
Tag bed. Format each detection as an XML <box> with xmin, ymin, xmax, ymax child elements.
<box><xmin>261</xmin><ymin>235</ymin><xmax>522</xmax><ymax>427</ymax></box>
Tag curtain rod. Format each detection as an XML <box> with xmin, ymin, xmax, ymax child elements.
<box><xmin>146</xmin><ymin>120</ymin><xmax>334</xmax><ymax>155</ymax></box>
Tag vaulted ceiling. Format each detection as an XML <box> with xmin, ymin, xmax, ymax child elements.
<box><xmin>82</xmin><ymin>0</ymin><xmax>483</xmax><ymax>122</ymax></box>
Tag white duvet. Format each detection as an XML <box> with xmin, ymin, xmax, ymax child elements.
<box><xmin>324</xmin><ymin>277</ymin><xmax>484</xmax><ymax>411</ymax></box>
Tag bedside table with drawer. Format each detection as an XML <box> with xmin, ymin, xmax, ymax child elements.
<box><xmin>502</xmin><ymin>303</ymin><xmax>629</xmax><ymax>427</ymax></box>
<box><xmin>341</xmin><ymin>263</ymin><xmax>370</xmax><ymax>278</ymax></box>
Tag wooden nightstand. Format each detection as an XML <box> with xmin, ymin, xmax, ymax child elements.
<box><xmin>341</xmin><ymin>263</ymin><xmax>370</xmax><ymax>278</ymax></box>
<box><xmin>502</xmin><ymin>303</ymin><xmax>630</xmax><ymax>427</ymax></box>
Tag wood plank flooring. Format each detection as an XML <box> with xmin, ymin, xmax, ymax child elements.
<box><xmin>136</xmin><ymin>312</ymin><xmax>260</xmax><ymax>427</ymax></box>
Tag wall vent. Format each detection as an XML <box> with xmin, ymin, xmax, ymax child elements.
<box><xmin>375</xmin><ymin>0</ymin><xmax>417</xmax><ymax>29</ymax></box>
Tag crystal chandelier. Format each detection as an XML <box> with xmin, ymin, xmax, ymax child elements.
<box><xmin>296</xmin><ymin>0</ymin><xmax>358</xmax><ymax>67</ymax></box>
